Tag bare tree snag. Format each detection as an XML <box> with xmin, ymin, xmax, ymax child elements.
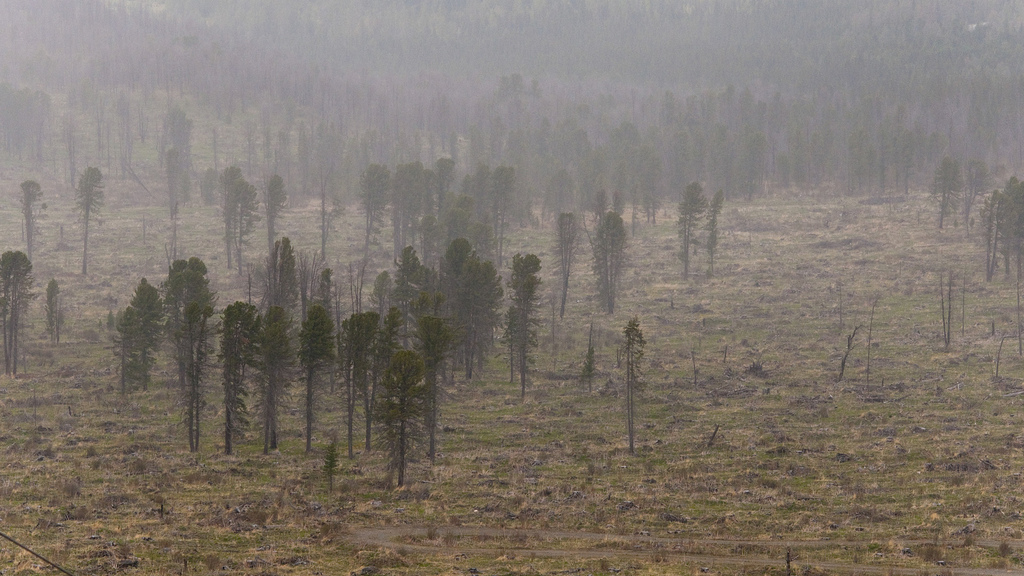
<box><xmin>866</xmin><ymin>297</ymin><xmax>878</xmax><ymax>384</ymax></box>
<box><xmin>837</xmin><ymin>325</ymin><xmax>861</xmax><ymax>383</ymax></box>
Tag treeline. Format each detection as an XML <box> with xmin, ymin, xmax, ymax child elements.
<box><xmin>3</xmin><ymin>0</ymin><xmax>1024</xmax><ymax>219</ymax></box>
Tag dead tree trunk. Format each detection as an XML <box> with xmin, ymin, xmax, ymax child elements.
<box><xmin>866</xmin><ymin>298</ymin><xmax>878</xmax><ymax>384</ymax></box>
<box><xmin>837</xmin><ymin>325</ymin><xmax>861</xmax><ymax>383</ymax></box>
<box><xmin>940</xmin><ymin>271</ymin><xmax>953</xmax><ymax>350</ymax></box>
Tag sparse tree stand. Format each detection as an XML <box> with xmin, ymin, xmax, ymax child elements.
<box><xmin>299</xmin><ymin>304</ymin><xmax>335</xmax><ymax>453</ymax></box>
<box><xmin>375</xmin><ymin>350</ymin><xmax>427</xmax><ymax>487</ymax></box>
<box><xmin>678</xmin><ymin>182</ymin><xmax>708</xmax><ymax>278</ymax></box>
<box><xmin>622</xmin><ymin>317</ymin><xmax>645</xmax><ymax>455</ymax></box>
<box><xmin>76</xmin><ymin>167</ymin><xmax>103</xmax><ymax>275</ymax></box>
<box><xmin>19</xmin><ymin>180</ymin><xmax>42</xmax><ymax>262</ymax></box>
<box><xmin>0</xmin><ymin>251</ymin><xmax>34</xmax><ymax>376</ymax></box>
<box><xmin>219</xmin><ymin>302</ymin><xmax>260</xmax><ymax>456</ymax></box>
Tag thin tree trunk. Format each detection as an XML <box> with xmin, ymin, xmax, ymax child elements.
<box><xmin>364</xmin><ymin>392</ymin><xmax>372</xmax><ymax>453</ymax></box>
<box><xmin>225</xmin><ymin>399</ymin><xmax>233</xmax><ymax>455</ymax></box>
<box><xmin>82</xmin><ymin>215</ymin><xmax>89</xmax><ymax>275</ymax></box>
<box><xmin>347</xmin><ymin>380</ymin><xmax>355</xmax><ymax>458</ymax></box>
<box><xmin>427</xmin><ymin>374</ymin><xmax>437</xmax><ymax>464</ymax></box>
<box><xmin>305</xmin><ymin>368</ymin><xmax>314</xmax><ymax>453</ymax></box>
<box><xmin>866</xmin><ymin>298</ymin><xmax>877</xmax><ymax>384</ymax></box>
<box><xmin>398</xmin><ymin>421</ymin><xmax>406</xmax><ymax>487</ymax></box>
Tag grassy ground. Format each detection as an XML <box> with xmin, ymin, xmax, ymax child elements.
<box><xmin>0</xmin><ymin>162</ymin><xmax>1022</xmax><ymax>575</ymax></box>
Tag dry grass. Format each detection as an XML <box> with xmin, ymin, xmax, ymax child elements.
<box><xmin>0</xmin><ymin>144</ymin><xmax>1021</xmax><ymax>575</ymax></box>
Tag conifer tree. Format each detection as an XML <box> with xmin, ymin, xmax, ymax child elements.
<box><xmin>164</xmin><ymin>257</ymin><xmax>215</xmax><ymax>390</ymax></box>
<box><xmin>258</xmin><ymin>305</ymin><xmax>292</xmax><ymax>454</ymax></box>
<box><xmin>678</xmin><ymin>182</ymin><xmax>708</xmax><ymax>278</ymax></box>
<box><xmin>507</xmin><ymin>253</ymin><xmax>542</xmax><ymax>399</ymax></box>
<box><xmin>220</xmin><ymin>302</ymin><xmax>261</xmax><ymax>455</ymax></box>
<box><xmin>182</xmin><ymin>301</ymin><xmax>213</xmax><ymax>453</ymax></box>
<box><xmin>622</xmin><ymin>316</ymin><xmax>645</xmax><ymax>455</ymax></box>
<box><xmin>375</xmin><ymin>350</ymin><xmax>427</xmax><ymax>487</ymax></box>
<box><xmin>19</xmin><ymin>180</ymin><xmax>42</xmax><ymax>261</ymax></box>
<box><xmin>0</xmin><ymin>251</ymin><xmax>33</xmax><ymax>376</ymax></box>
<box><xmin>44</xmin><ymin>279</ymin><xmax>62</xmax><ymax>343</ymax></box>
<box><xmin>592</xmin><ymin>212</ymin><xmax>627</xmax><ymax>314</ymax></box>
<box><xmin>415</xmin><ymin>314</ymin><xmax>454</xmax><ymax>463</ymax></box>
<box><xmin>368</xmin><ymin>307</ymin><xmax>402</xmax><ymax>451</ymax></box>
<box><xmin>117</xmin><ymin>278</ymin><xmax>163</xmax><ymax>392</ymax></box>
<box><xmin>339</xmin><ymin>310</ymin><xmax>378</xmax><ymax>457</ymax></box>
<box><xmin>299</xmin><ymin>304</ymin><xmax>335</xmax><ymax>453</ymax></box>
<box><xmin>580</xmin><ymin>323</ymin><xmax>596</xmax><ymax>393</ymax></box>
<box><xmin>76</xmin><ymin>167</ymin><xmax>103</xmax><ymax>275</ymax></box>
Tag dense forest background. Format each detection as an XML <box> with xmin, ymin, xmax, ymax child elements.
<box><xmin>2</xmin><ymin>0</ymin><xmax>1024</xmax><ymax>222</ymax></box>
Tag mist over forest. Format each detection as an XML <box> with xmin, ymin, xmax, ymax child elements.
<box><xmin>3</xmin><ymin>0</ymin><xmax>1024</xmax><ymax>207</ymax></box>
<box><xmin>3</xmin><ymin>2</ymin><xmax>1024</xmax><ymax>574</ymax></box>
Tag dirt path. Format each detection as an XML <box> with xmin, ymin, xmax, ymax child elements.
<box><xmin>349</xmin><ymin>525</ymin><xmax>1020</xmax><ymax>575</ymax></box>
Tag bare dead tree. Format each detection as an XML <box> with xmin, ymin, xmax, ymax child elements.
<box><xmin>866</xmin><ymin>297</ymin><xmax>879</xmax><ymax>384</ymax></box>
<box><xmin>1018</xmin><ymin>260</ymin><xmax>1023</xmax><ymax>356</ymax></box>
<box><xmin>996</xmin><ymin>332</ymin><xmax>1009</xmax><ymax>378</ymax></box>
<box><xmin>297</xmin><ymin>250</ymin><xmax>325</xmax><ymax>322</ymax></box>
<box><xmin>940</xmin><ymin>271</ymin><xmax>954</xmax><ymax>350</ymax></box>
<box><xmin>837</xmin><ymin>325</ymin><xmax>861</xmax><ymax>383</ymax></box>
<box><xmin>961</xmin><ymin>271</ymin><xmax>966</xmax><ymax>337</ymax></box>
<box><xmin>837</xmin><ymin>280</ymin><xmax>844</xmax><ymax>332</ymax></box>
<box><xmin>348</xmin><ymin>259</ymin><xmax>368</xmax><ymax>315</ymax></box>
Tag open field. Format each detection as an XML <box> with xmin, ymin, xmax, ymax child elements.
<box><xmin>0</xmin><ymin>172</ymin><xmax>1023</xmax><ymax>575</ymax></box>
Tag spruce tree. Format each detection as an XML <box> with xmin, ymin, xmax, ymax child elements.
<box><xmin>415</xmin><ymin>315</ymin><xmax>454</xmax><ymax>463</ymax></box>
<box><xmin>220</xmin><ymin>302</ymin><xmax>261</xmax><ymax>455</ymax></box>
<box><xmin>299</xmin><ymin>304</ymin><xmax>335</xmax><ymax>453</ymax></box>
<box><xmin>507</xmin><ymin>253</ymin><xmax>542</xmax><ymax>399</ymax></box>
<box><xmin>375</xmin><ymin>350</ymin><xmax>427</xmax><ymax>487</ymax></box>
<box><xmin>76</xmin><ymin>167</ymin><xmax>103</xmax><ymax>275</ymax></box>
<box><xmin>678</xmin><ymin>182</ymin><xmax>708</xmax><ymax>278</ymax></box>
